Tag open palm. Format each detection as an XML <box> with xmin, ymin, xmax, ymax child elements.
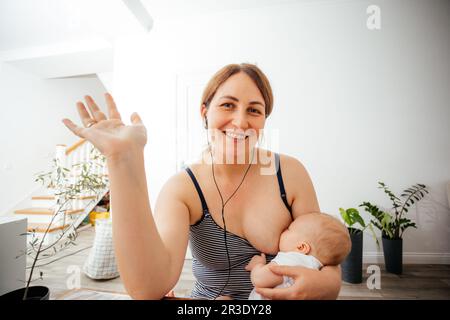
<box><xmin>62</xmin><ymin>93</ymin><xmax>147</xmax><ymax>159</ymax></box>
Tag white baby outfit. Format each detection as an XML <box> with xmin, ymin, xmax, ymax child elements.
<box><xmin>248</xmin><ymin>251</ymin><xmax>323</xmax><ymax>300</ymax></box>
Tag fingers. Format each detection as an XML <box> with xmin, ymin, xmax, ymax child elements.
<box><xmin>269</xmin><ymin>264</ymin><xmax>304</xmax><ymax>277</ymax></box>
<box><xmin>104</xmin><ymin>93</ymin><xmax>122</xmax><ymax>120</ymax></box>
<box><xmin>62</xmin><ymin>118</ymin><xmax>86</xmax><ymax>138</ymax></box>
<box><xmin>84</xmin><ymin>95</ymin><xmax>107</xmax><ymax>122</ymax></box>
<box><xmin>130</xmin><ymin>112</ymin><xmax>143</xmax><ymax>125</ymax></box>
<box><xmin>76</xmin><ymin>102</ymin><xmax>96</xmax><ymax>127</ymax></box>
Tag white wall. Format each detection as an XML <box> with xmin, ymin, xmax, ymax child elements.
<box><xmin>0</xmin><ymin>62</ymin><xmax>107</xmax><ymax>215</ymax></box>
<box><xmin>114</xmin><ymin>0</ymin><xmax>449</xmax><ymax>263</ymax></box>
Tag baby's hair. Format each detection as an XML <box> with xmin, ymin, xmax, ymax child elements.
<box><xmin>301</xmin><ymin>212</ymin><xmax>351</xmax><ymax>266</ymax></box>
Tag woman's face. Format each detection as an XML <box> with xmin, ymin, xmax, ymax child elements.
<box><xmin>201</xmin><ymin>72</ymin><xmax>266</xmax><ymax>163</ymax></box>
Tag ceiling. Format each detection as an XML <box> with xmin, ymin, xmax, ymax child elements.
<box><xmin>140</xmin><ymin>0</ymin><xmax>312</xmax><ymax>21</ymax></box>
<box><xmin>0</xmin><ymin>0</ymin><xmax>139</xmax><ymax>51</ymax></box>
<box><xmin>0</xmin><ymin>0</ymin><xmax>316</xmax><ymax>52</ymax></box>
<box><xmin>0</xmin><ymin>0</ymin><xmax>314</xmax><ymax>78</ymax></box>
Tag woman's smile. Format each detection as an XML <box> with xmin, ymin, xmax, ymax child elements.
<box><xmin>222</xmin><ymin>130</ymin><xmax>250</xmax><ymax>141</ymax></box>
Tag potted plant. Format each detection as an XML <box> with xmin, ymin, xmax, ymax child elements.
<box><xmin>360</xmin><ymin>182</ymin><xmax>428</xmax><ymax>275</ymax></box>
<box><xmin>1</xmin><ymin>147</ymin><xmax>108</xmax><ymax>300</ymax></box>
<box><xmin>339</xmin><ymin>207</ymin><xmax>377</xmax><ymax>283</ymax></box>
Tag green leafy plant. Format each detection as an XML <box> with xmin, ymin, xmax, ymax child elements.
<box><xmin>360</xmin><ymin>182</ymin><xmax>428</xmax><ymax>240</ymax></box>
<box><xmin>339</xmin><ymin>207</ymin><xmax>379</xmax><ymax>246</ymax></box>
<box><xmin>19</xmin><ymin>147</ymin><xmax>108</xmax><ymax>300</ymax></box>
<box><xmin>339</xmin><ymin>208</ymin><xmax>365</xmax><ymax>234</ymax></box>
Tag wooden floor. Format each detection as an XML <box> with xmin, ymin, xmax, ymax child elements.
<box><xmin>27</xmin><ymin>226</ymin><xmax>450</xmax><ymax>300</ymax></box>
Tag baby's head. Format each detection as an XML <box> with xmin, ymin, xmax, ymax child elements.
<box><xmin>279</xmin><ymin>212</ymin><xmax>351</xmax><ymax>266</ymax></box>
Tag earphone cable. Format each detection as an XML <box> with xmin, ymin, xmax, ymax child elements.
<box><xmin>207</xmin><ymin>134</ymin><xmax>256</xmax><ymax>299</ymax></box>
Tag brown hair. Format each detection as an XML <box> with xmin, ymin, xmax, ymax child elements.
<box><xmin>299</xmin><ymin>213</ymin><xmax>352</xmax><ymax>266</ymax></box>
<box><xmin>201</xmin><ymin>63</ymin><xmax>274</xmax><ymax>118</ymax></box>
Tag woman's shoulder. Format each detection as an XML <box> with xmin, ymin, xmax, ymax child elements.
<box><xmin>159</xmin><ymin>167</ymin><xmax>197</xmax><ymax>203</ymax></box>
<box><xmin>276</xmin><ymin>152</ymin><xmax>299</xmax><ymax>164</ymax></box>
<box><xmin>257</xmin><ymin>149</ymin><xmax>308</xmax><ymax>177</ymax></box>
<box><xmin>275</xmin><ymin>151</ymin><xmax>314</xmax><ymax>191</ymax></box>
<box><xmin>276</xmin><ymin>151</ymin><xmax>320</xmax><ymax>214</ymax></box>
<box><xmin>277</xmin><ymin>152</ymin><xmax>308</xmax><ymax>174</ymax></box>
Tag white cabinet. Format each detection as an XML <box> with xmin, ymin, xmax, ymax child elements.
<box><xmin>0</xmin><ymin>216</ymin><xmax>27</xmax><ymax>296</ymax></box>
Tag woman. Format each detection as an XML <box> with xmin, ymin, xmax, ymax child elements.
<box><xmin>62</xmin><ymin>63</ymin><xmax>342</xmax><ymax>300</ymax></box>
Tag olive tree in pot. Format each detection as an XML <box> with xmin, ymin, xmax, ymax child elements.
<box><xmin>339</xmin><ymin>208</ymin><xmax>378</xmax><ymax>283</ymax></box>
<box><xmin>360</xmin><ymin>182</ymin><xmax>428</xmax><ymax>275</ymax></box>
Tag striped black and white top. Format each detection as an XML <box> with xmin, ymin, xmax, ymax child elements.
<box><xmin>185</xmin><ymin>153</ymin><xmax>293</xmax><ymax>300</ymax></box>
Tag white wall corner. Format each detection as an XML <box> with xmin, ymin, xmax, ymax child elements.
<box><xmin>97</xmin><ymin>72</ymin><xmax>114</xmax><ymax>92</ymax></box>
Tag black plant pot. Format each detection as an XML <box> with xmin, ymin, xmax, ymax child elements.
<box><xmin>0</xmin><ymin>286</ymin><xmax>50</xmax><ymax>300</ymax></box>
<box><xmin>382</xmin><ymin>236</ymin><xmax>403</xmax><ymax>275</ymax></box>
<box><xmin>341</xmin><ymin>228</ymin><xmax>363</xmax><ymax>284</ymax></box>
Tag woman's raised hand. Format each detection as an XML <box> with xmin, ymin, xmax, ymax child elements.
<box><xmin>62</xmin><ymin>93</ymin><xmax>147</xmax><ymax>159</ymax></box>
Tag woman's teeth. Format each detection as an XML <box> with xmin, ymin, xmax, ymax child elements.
<box><xmin>224</xmin><ymin>131</ymin><xmax>248</xmax><ymax>140</ymax></box>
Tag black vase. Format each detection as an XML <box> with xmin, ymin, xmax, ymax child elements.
<box><xmin>0</xmin><ymin>286</ymin><xmax>50</xmax><ymax>300</ymax></box>
<box><xmin>382</xmin><ymin>236</ymin><xmax>403</xmax><ymax>275</ymax></box>
<box><xmin>341</xmin><ymin>228</ymin><xmax>363</xmax><ymax>284</ymax></box>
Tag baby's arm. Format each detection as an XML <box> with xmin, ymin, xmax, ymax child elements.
<box><xmin>251</xmin><ymin>262</ymin><xmax>284</xmax><ymax>288</ymax></box>
<box><xmin>245</xmin><ymin>254</ymin><xmax>283</xmax><ymax>288</ymax></box>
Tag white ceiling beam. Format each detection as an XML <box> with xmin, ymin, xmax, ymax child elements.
<box><xmin>122</xmin><ymin>0</ymin><xmax>154</xmax><ymax>32</ymax></box>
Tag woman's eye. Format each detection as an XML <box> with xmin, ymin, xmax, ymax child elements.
<box><xmin>221</xmin><ymin>103</ymin><xmax>233</xmax><ymax>108</ymax></box>
<box><xmin>249</xmin><ymin>108</ymin><xmax>261</xmax><ymax>114</ymax></box>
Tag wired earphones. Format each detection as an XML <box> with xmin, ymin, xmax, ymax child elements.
<box><xmin>204</xmin><ymin>116</ymin><xmax>256</xmax><ymax>299</ymax></box>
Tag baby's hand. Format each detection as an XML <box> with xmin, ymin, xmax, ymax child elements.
<box><xmin>245</xmin><ymin>253</ymin><xmax>266</xmax><ymax>271</ymax></box>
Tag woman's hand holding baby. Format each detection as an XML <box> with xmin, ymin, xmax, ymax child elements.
<box><xmin>255</xmin><ymin>265</ymin><xmax>342</xmax><ymax>300</ymax></box>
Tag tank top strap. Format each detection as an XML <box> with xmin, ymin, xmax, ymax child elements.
<box><xmin>185</xmin><ymin>167</ymin><xmax>209</xmax><ymax>215</ymax></box>
<box><xmin>274</xmin><ymin>153</ymin><xmax>293</xmax><ymax>219</ymax></box>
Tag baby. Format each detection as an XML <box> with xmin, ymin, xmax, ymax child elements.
<box><xmin>246</xmin><ymin>212</ymin><xmax>351</xmax><ymax>300</ymax></box>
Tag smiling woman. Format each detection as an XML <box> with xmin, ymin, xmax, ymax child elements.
<box><xmin>62</xmin><ymin>63</ymin><xmax>341</xmax><ymax>300</ymax></box>
<box><xmin>199</xmin><ymin>64</ymin><xmax>271</xmax><ymax>165</ymax></box>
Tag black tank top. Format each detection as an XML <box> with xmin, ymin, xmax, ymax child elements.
<box><xmin>185</xmin><ymin>153</ymin><xmax>293</xmax><ymax>299</ymax></box>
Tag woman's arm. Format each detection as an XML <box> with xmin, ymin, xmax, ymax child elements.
<box><xmin>263</xmin><ymin>155</ymin><xmax>341</xmax><ymax>299</ymax></box>
<box><xmin>319</xmin><ymin>265</ymin><xmax>342</xmax><ymax>299</ymax></box>
<box><xmin>108</xmin><ymin>151</ymin><xmax>190</xmax><ymax>300</ymax></box>
<box><xmin>63</xmin><ymin>94</ymin><xmax>190</xmax><ymax>299</ymax></box>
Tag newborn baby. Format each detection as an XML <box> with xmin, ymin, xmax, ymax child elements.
<box><xmin>246</xmin><ymin>212</ymin><xmax>351</xmax><ymax>300</ymax></box>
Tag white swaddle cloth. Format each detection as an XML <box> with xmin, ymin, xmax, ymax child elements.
<box><xmin>248</xmin><ymin>251</ymin><xmax>323</xmax><ymax>300</ymax></box>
